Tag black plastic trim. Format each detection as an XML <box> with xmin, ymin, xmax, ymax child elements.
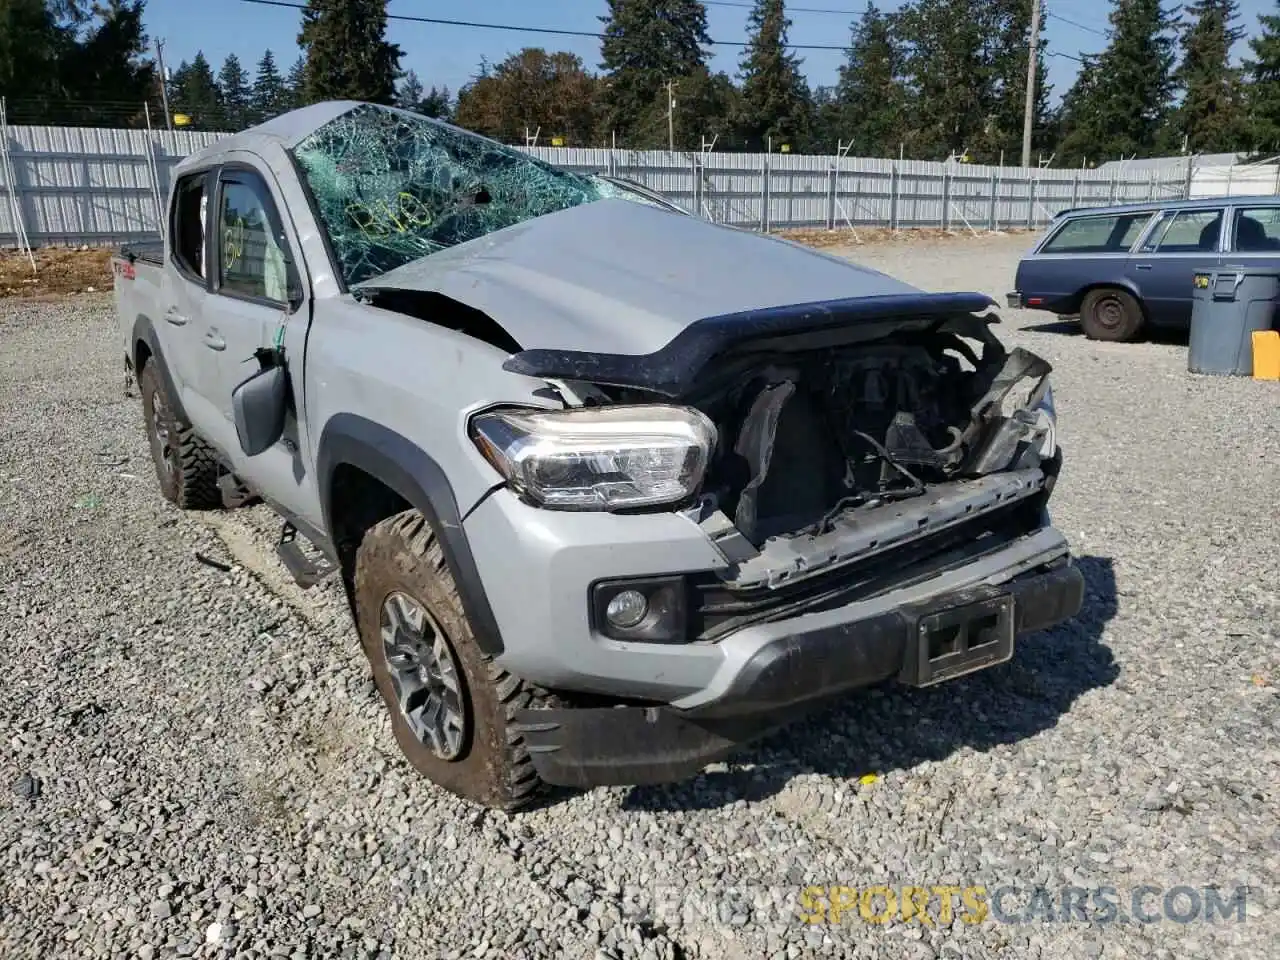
<box><xmin>168</xmin><ymin>168</ymin><xmax>217</xmax><ymax>289</ymax></box>
<box><xmin>501</xmin><ymin>291</ymin><xmax>998</xmax><ymax>397</ymax></box>
<box><xmin>262</xmin><ymin>496</ymin><xmax>339</xmax><ymax>566</ymax></box>
<box><xmin>516</xmin><ymin>562</ymin><xmax>1085</xmax><ymax>787</ymax></box>
<box><xmin>315</xmin><ymin>413</ymin><xmax>505</xmax><ymax>656</ymax></box>
<box><xmin>120</xmin><ymin>239</ymin><xmax>164</xmax><ymax>265</ymax></box>
<box><xmin>131</xmin><ymin>313</ymin><xmax>189</xmax><ymax>423</ymax></box>
<box><xmin>589</xmin><ymin>575</ymin><xmax>689</xmax><ymax>644</ymax></box>
<box><xmin>698</xmin><ymin>562</ymin><xmax>1084</xmax><ymax>719</ymax></box>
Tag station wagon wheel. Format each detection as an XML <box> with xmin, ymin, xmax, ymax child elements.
<box><xmin>1079</xmin><ymin>287</ymin><xmax>1144</xmax><ymax>342</ymax></box>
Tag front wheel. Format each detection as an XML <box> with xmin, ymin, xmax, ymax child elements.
<box><xmin>353</xmin><ymin>509</ymin><xmax>546</xmax><ymax>809</ymax></box>
<box><xmin>1079</xmin><ymin>287</ymin><xmax>1144</xmax><ymax>342</ymax></box>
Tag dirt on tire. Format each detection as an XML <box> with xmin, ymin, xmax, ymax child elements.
<box><xmin>139</xmin><ymin>362</ymin><xmax>222</xmax><ymax>510</ymax></box>
<box><xmin>353</xmin><ymin>509</ymin><xmax>547</xmax><ymax>810</ymax></box>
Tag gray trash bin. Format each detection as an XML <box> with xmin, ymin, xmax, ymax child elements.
<box><xmin>1188</xmin><ymin>267</ymin><xmax>1280</xmax><ymax>375</ymax></box>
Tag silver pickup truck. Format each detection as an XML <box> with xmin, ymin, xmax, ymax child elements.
<box><xmin>113</xmin><ymin>101</ymin><xmax>1084</xmax><ymax>809</ymax></box>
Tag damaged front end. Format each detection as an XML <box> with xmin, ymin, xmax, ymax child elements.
<box><xmin>479</xmin><ymin>297</ymin><xmax>1063</xmax><ymax>641</ymax></box>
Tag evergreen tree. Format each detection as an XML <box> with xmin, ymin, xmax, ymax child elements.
<box><xmin>598</xmin><ymin>0</ymin><xmax>711</xmax><ymax>143</ymax></box>
<box><xmin>285</xmin><ymin>55</ymin><xmax>306</xmax><ymax>108</ymax></box>
<box><xmin>626</xmin><ymin>66</ymin><xmax>738</xmax><ymax>149</ymax></box>
<box><xmin>251</xmin><ymin>49</ymin><xmax>289</xmax><ymax>123</ymax></box>
<box><xmin>982</xmin><ymin>0</ymin><xmax>1053</xmax><ymax>160</ymax></box>
<box><xmin>454</xmin><ymin>48</ymin><xmax>599</xmax><ymax>145</ymax></box>
<box><xmin>297</xmin><ymin>0</ymin><xmax>402</xmax><ymax>104</ymax></box>
<box><xmin>896</xmin><ymin>0</ymin><xmax>995</xmax><ymax>157</ymax></box>
<box><xmin>1246</xmin><ymin>3</ymin><xmax>1280</xmax><ymax>150</ymax></box>
<box><xmin>420</xmin><ymin>85</ymin><xmax>452</xmax><ymax>120</ymax></box>
<box><xmin>60</xmin><ymin>0</ymin><xmax>157</xmax><ymax>127</ymax></box>
<box><xmin>1057</xmin><ymin>0</ymin><xmax>1178</xmax><ymax>162</ymax></box>
<box><xmin>1173</xmin><ymin>0</ymin><xmax>1246</xmax><ymax>153</ymax></box>
<box><xmin>1</xmin><ymin>0</ymin><xmax>177</xmax><ymax>128</ymax></box>
<box><xmin>735</xmin><ymin>0</ymin><xmax>813</xmax><ymax>151</ymax></box>
<box><xmin>0</xmin><ymin>0</ymin><xmax>73</xmax><ymax>121</ymax></box>
<box><xmin>823</xmin><ymin>3</ymin><xmax>908</xmax><ymax>155</ymax></box>
<box><xmin>395</xmin><ymin>69</ymin><xmax>425</xmax><ymax>111</ymax></box>
<box><xmin>169</xmin><ymin>51</ymin><xmax>222</xmax><ymax>130</ymax></box>
<box><xmin>217</xmin><ymin>53</ymin><xmax>251</xmax><ymax>130</ymax></box>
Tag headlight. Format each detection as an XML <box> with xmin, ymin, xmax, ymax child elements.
<box><xmin>470</xmin><ymin>405</ymin><xmax>717</xmax><ymax>511</ymax></box>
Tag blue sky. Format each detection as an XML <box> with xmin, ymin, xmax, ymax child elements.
<box><xmin>147</xmin><ymin>0</ymin><xmax>1275</xmax><ymax>106</ymax></box>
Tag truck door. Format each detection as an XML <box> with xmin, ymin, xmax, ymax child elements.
<box><xmin>1126</xmin><ymin>206</ymin><xmax>1225</xmax><ymax>328</ymax></box>
<box><xmin>205</xmin><ymin>161</ymin><xmax>322</xmax><ymax>530</ymax></box>
<box><xmin>159</xmin><ymin>170</ymin><xmax>224</xmax><ymax>433</ymax></box>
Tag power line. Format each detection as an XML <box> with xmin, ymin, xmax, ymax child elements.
<box><xmin>702</xmin><ymin>0</ymin><xmax>865</xmax><ymax>13</ymax></box>
<box><xmin>235</xmin><ymin>0</ymin><xmax>852</xmax><ymax>51</ymax></box>
<box><xmin>1046</xmin><ymin>11</ymin><xmax>1108</xmax><ymax>38</ymax></box>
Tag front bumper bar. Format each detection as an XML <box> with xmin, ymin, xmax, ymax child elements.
<box><xmin>515</xmin><ymin>561</ymin><xmax>1084</xmax><ymax>788</ymax></box>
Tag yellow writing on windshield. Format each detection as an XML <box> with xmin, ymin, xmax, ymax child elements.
<box><xmin>347</xmin><ymin>192</ymin><xmax>435</xmax><ymax>238</ymax></box>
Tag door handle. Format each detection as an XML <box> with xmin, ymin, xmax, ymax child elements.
<box><xmin>164</xmin><ymin>306</ymin><xmax>187</xmax><ymax>326</ymax></box>
<box><xmin>203</xmin><ymin>329</ymin><xmax>226</xmax><ymax>351</ymax></box>
<box><xmin>1134</xmin><ymin>263</ymin><xmax>1153</xmax><ymax>271</ymax></box>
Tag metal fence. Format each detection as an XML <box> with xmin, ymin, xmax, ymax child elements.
<box><xmin>1</xmin><ymin>122</ymin><xmax>1195</xmax><ymax>249</ymax></box>
<box><xmin>539</xmin><ymin>147</ymin><xmax>1194</xmax><ymax>232</ymax></box>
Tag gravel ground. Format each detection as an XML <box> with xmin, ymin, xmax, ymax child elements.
<box><xmin>1</xmin><ymin>232</ymin><xmax>1277</xmax><ymax>960</ymax></box>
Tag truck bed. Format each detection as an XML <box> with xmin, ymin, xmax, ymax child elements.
<box><xmin>119</xmin><ymin>239</ymin><xmax>164</xmax><ymax>266</ymax></box>
<box><xmin>112</xmin><ymin>242</ymin><xmax>167</xmax><ymax>371</ymax></box>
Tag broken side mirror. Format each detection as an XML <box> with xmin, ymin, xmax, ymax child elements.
<box><xmin>232</xmin><ymin>351</ymin><xmax>288</xmax><ymax>457</ymax></box>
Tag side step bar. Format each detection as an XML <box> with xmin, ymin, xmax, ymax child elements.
<box><xmin>218</xmin><ymin>473</ymin><xmax>258</xmax><ymax>509</ymax></box>
<box><xmin>276</xmin><ymin>521</ymin><xmax>336</xmax><ymax>589</ymax></box>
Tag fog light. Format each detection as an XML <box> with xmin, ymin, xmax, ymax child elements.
<box><xmin>605</xmin><ymin>589</ymin><xmax>648</xmax><ymax>628</ymax></box>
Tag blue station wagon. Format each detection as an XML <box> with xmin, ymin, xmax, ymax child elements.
<box><xmin>1007</xmin><ymin>195</ymin><xmax>1280</xmax><ymax>341</ymax></box>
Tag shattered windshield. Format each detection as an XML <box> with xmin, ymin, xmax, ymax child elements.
<box><xmin>291</xmin><ymin>104</ymin><xmax>664</xmax><ymax>287</ymax></box>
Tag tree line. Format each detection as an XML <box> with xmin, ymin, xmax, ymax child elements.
<box><xmin>5</xmin><ymin>0</ymin><xmax>1280</xmax><ymax>164</ymax></box>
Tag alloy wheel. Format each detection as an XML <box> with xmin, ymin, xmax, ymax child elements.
<box><xmin>379</xmin><ymin>591</ymin><xmax>468</xmax><ymax>760</ymax></box>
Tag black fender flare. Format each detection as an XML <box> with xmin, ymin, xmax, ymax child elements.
<box><xmin>316</xmin><ymin>413</ymin><xmax>505</xmax><ymax>657</ymax></box>
<box><xmin>131</xmin><ymin>314</ymin><xmax>189</xmax><ymax>422</ymax></box>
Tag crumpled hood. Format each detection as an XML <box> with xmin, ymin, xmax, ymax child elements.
<box><xmin>353</xmin><ymin>198</ymin><xmax>921</xmax><ymax>356</ymax></box>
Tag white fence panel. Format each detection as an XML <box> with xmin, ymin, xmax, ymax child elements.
<box><xmin>2</xmin><ymin>124</ymin><xmax>1194</xmax><ymax>247</ymax></box>
<box><xmin>0</xmin><ymin>125</ymin><xmax>224</xmax><ymax>245</ymax></box>
<box><xmin>1189</xmin><ymin>163</ymin><xmax>1280</xmax><ymax>198</ymax></box>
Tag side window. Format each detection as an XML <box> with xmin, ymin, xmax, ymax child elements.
<box><xmin>1142</xmin><ymin>208</ymin><xmax>1223</xmax><ymax>253</ymax></box>
<box><xmin>171</xmin><ymin>174</ymin><xmax>207</xmax><ymax>280</ymax></box>
<box><xmin>1041</xmin><ymin>212</ymin><xmax>1153</xmax><ymax>254</ymax></box>
<box><xmin>216</xmin><ymin>173</ymin><xmax>291</xmax><ymax>304</ymax></box>
<box><xmin>1231</xmin><ymin>207</ymin><xmax>1280</xmax><ymax>252</ymax></box>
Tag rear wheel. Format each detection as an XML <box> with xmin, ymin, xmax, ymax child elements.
<box><xmin>1079</xmin><ymin>287</ymin><xmax>1144</xmax><ymax>342</ymax></box>
<box><xmin>139</xmin><ymin>362</ymin><xmax>221</xmax><ymax>509</ymax></box>
<box><xmin>353</xmin><ymin>509</ymin><xmax>546</xmax><ymax>810</ymax></box>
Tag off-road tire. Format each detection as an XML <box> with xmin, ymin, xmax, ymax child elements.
<box><xmin>139</xmin><ymin>362</ymin><xmax>221</xmax><ymax>510</ymax></box>
<box><xmin>354</xmin><ymin>509</ymin><xmax>547</xmax><ymax>810</ymax></box>
<box><xmin>1079</xmin><ymin>287</ymin><xmax>1144</xmax><ymax>342</ymax></box>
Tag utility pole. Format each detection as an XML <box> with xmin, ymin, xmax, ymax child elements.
<box><xmin>1020</xmin><ymin>0</ymin><xmax>1041</xmax><ymax>168</ymax></box>
<box><xmin>665</xmin><ymin>79</ymin><xmax>678</xmax><ymax>152</ymax></box>
<box><xmin>155</xmin><ymin>38</ymin><xmax>173</xmax><ymax>130</ymax></box>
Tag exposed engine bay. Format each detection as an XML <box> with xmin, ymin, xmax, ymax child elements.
<box><xmin>693</xmin><ymin>332</ymin><xmax>1053</xmax><ymax>542</ymax></box>
<box><xmin>506</xmin><ymin>305</ymin><xmax>1058</xmax><ymax>601</ymax></box>
<box><xmin>668</xmin><ymin>322</ymin><xmax>1058</xmax><ymax>594</ymax></box>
